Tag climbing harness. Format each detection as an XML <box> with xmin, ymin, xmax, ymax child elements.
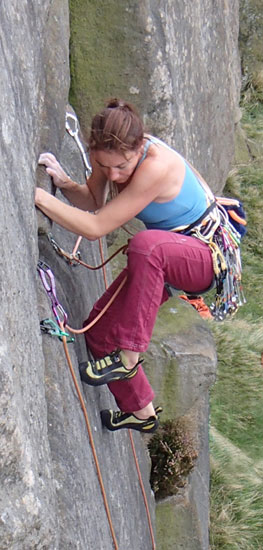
<box><xmin>169</xmin><ymin>161</ymin><xmax>247</xmax><ymax>320</ymax></box>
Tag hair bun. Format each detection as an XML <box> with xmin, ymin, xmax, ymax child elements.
<box><xmin>106</xmin><ymin>98</ymin><xmax>125</xmax><ymax>109</ymax></box>
<box><xmin>89</xmin><ymin>98</ymin><xmax>144</xmax><ymax>152</ymax></box>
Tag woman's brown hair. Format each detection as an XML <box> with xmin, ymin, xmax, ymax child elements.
<box><xmin>88</xmin><ymin>98</ymin><xmax>144</xmax><ymax>153</ymax></box>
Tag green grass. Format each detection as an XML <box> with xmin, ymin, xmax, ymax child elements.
<box><xmin>210</xmin><ymin>428</ymin><xmax>263</xmax><ymax>550</ymax></box>
<box><xmin>209</xmin><ymin>94</ymin><xmax>263</xmax><ymax>549</ymax></box>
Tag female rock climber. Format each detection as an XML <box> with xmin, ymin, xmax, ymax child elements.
<box><xmin>35</xmin><ymin>98</ymin><xmax>215</xmax><ymax>434</ymax></box>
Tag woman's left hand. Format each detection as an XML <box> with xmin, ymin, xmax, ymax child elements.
<box><xmin>38</xmin><ymin>152</ymin><xmax>71</xmax><ymax>189</ymax></box>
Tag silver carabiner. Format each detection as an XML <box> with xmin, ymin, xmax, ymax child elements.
<box><xmin>65</xmin><ymin>112</ymin><xmax>92</xmax><ymax>176</ymax></box>
<box><xmin>65</xmin><ymin>112</ymin><xmax>78</xmax><ymax>137</ymax></box>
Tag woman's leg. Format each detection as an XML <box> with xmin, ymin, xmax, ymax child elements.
<box><xmin>84</xmin><ymin>230</ymin><xmax>214</xmax><ymax>417</ymax></box>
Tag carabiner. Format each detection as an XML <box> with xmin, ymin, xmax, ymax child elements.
<box><xmin>47</xmin><ymin>233</ymin><xmax>81</xmax><ymax>266</ymax></box>
<box><xmin>65</xmin><ymin>112</ymin><xmax>92</xmax><ymax>177</ymax></box>
<box><xmin>65</xmin><ymin>112</ymin><xmax>78</xmax><ymax>138</ymax></box>
<box><xmin>40</xmin><ymin>319</ymin><xmax>75</xmax><ymax>343</ymax></box>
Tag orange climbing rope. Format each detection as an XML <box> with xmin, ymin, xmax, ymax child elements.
<box><xmin>65</xmin><ymin>274</ymin><xmax>127</xmax><ymax>335</ymax></box>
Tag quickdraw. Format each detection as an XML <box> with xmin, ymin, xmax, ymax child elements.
<box><xmin>47</xmin><ymin>233</ymin><xmax>81</xmax><ymax>266</ymax></box>
<box><xmin>38</xmin><ymin>260</ymin><xmax>127</xmax><ymax>335</ymax></box>
<box><xmin>47</xmin><ymin>232</ymin><xmax>128</xmax><ymax>271</ymax></box>
<box><xmin>208</xmin><ymin>240</ymin><xmax>227</xmax><ymax>279</ymax></box>
<box><xmin>37</xmin><ymin>260</ymin><xmax>68</xmax><ymax>325</ymax></box>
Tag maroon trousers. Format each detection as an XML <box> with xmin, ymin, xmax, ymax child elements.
<box><xmin>84</xmin><ymin>230</ymin><xmax>213</xmax><ymax>412</ymax></box>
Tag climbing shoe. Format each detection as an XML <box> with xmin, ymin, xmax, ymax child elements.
<box><xmin>79</xmin><ymin>351</ymin><xmax>142</xmax><ymax>386</ymax></box>
<box><xmin>100</xmin><ymin>406</ymin><xmax>163</xmax><ymax>433</ymax></box>
<box><xmin>179</xmin><ymin>295</ymin><xmax>213</xmax><ymax>319</ymax></box>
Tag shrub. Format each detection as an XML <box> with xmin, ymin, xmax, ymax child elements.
<box><xmin>148</xmin><ymin>419</ymin><xmax>198</xmax><ymax>500</ymax></box>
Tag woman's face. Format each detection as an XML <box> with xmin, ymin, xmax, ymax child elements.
<box><xmin>94</xmin><ymin>148</ymin><xmax>143</xmax><ymax>184</ymax></box>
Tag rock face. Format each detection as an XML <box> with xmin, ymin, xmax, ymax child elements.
<box><xmin>0</xmin><ymin>1</ymin><xmax>240</xmax><ymax>549</ymax></box>
<box><xmin>70</xmin><ymin>0</ymin><xmax>241</xmax><ymax>193</ymax></box>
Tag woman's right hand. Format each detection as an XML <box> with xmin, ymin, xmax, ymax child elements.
<box><xmin>38</xmin><ymin>152</ymin><xmax>71</xmax><ymax>188</ymax></box>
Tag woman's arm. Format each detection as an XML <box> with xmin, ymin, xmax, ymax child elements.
<box><xmin>56</xmin><ymin>178</ymin><xmax>98</xmax><ymax>211</ymax></box>
<box><xmin>35</xmin><ymin>188</ymin><xmax>101</xmax><ymax>240</ymax></box>
<box><xmin>38</xmin><ymin>152</ymin><xmax>108</xmax><ymax>211</ymax></box>
<box><xmin>35</xmin><ymin>156</ymin><xmax>166</xmax><ymax>240</ymax></box>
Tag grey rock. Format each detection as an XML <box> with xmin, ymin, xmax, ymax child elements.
<box><xmin>0</xmin><ymin>1</ymin><xmax>242</xmax><ymax>549</ymax></box>
<box><xmin>69</xmin><ymin>0</ymin><xmax>241</xmax><ymax>194</ymax></box>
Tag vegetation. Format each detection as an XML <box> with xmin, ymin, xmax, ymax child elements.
<box><xmin>209</xmin><ymin>85</ymin><xmax>263</xmax><ymax>549</ymax></box>
<box><xmin>148</xmin><ymin>419</ymin><xmax>198</xmax><ymax>500</ymax></box>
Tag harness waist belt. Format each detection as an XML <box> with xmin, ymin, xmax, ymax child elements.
<box><xmin>183</xmin><ymin>201</ymin><xmax>217</xmax><ymax>234</ymax></box>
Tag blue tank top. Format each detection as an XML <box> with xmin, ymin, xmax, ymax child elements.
<box><xmin>135</xmin><ymin>137</ymin><xmax>207</xmax><ymax>231</ymax></box>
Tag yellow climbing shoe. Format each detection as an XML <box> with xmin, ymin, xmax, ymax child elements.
<box><xmin>79</xmin><ymin>351</ymin><xmax>141</xmax><ymax>386</ymax></box>
<box><xmin>100</xmin><ymin>406</ymin><xmax>162</xmax><ymax>433</ymax></box>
